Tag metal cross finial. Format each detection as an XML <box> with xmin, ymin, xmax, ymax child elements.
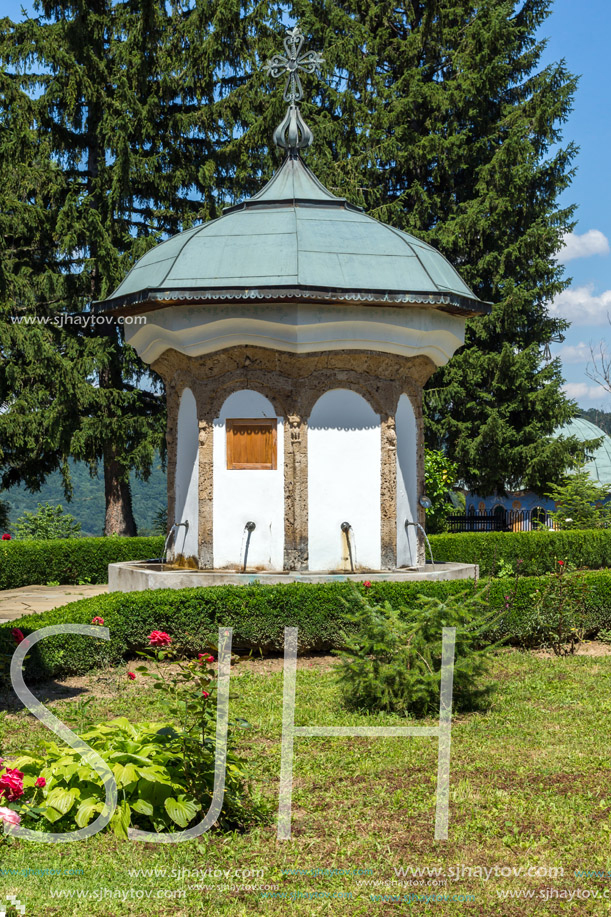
<box><xmin>264</xmin><ymin>26</ymin><xmax>324</xmax><ymax>104</ymax></box>
<box><xmin>264</xmin><ymin>26</ymin><xmax>324</xmax><ymax>153</ymax></box>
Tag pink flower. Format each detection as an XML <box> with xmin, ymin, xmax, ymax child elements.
<box><xmin>198</xmin><ymin>653</ymin><xmax>214</xmax><ymax>664</ymax></box>
<box><xmin>1</xmin><ymin>534</ymin><xmax>11</xmax><ymax>541</ymax></box>
<box><xmin>92</xmin><ymin>616</ymin><xmax>104</xmax><ymax>626</ymax></box>
<box><xmin>149</xmin><ymin>631</ymin><xmax>172</xmax><ymax>647</ymax></box>
<box><xmin>363</xmin><ymin>580</ymin><xmax>372</xmax><ymax>589</ymax></box>
<box><xmin>35</xmin><ymin>777</ymin><xmax>46</xmax><ymax>788</ymax></box>
<box><xmin>0</xmin><ymin>806</ymin><xmax>20</xmax><ymax>828</ymax></box>
<box><xmin>202</xmin><ymin>691</ymin><xmax>210</xmax><ymax>698</ymax></box>
<box><xmin>127</xmin><ymin>672</ymin><xmax>136</xmax><ymax>681</ymax></box>
<box><xmin>0</xmin><ymin>768</ymin><xmax>24</xmax><ymax>802</ymax></box>
<box><xmin>11</xmin><ymin>629</ymin><xmax>25</xmax><ymax>645</ymax></box>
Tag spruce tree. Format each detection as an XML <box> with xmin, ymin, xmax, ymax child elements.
<box><xmin>293</xmin><ymin>0</ymin><xmax>587</xmax><ymax>495</ymax></box>
<box><xmin>0</xmin><ymin>0</ymin><xmax>281</xmax><ymax>533</ymax></box>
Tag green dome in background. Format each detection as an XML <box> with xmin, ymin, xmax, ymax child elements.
<box><xmin>554</xmin><ymin>417</ymin><xmax>611</xmax><ymax>489</ymax></box>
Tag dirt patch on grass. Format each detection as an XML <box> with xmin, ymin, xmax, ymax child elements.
<box><xmin>0</xmin><ymin>653</ymin><xmax>341</xmax><ymax>710</ymax></box>
<box><xmin>532</xmin><ymin>640</ymin><xmax>611</xmax><ymax>658</ymax></box>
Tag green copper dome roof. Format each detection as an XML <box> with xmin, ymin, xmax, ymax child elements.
<box><xmin>99</xmin><ymin>155</ymin><xmax>486</xmax><ymax>316</ymax></box>
<box><xmin>554</xmin><ymin>417</ymin><xmax>611</xmax><ymax>488</ymax></box>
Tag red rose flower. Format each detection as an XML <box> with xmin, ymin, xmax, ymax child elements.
<box><xmin>558</xmin><ymin>560</ymin><xmax>564</xmax><ymax>566</ymax></box>
<box><xmin>1</xmin><ymin>533</ymin><xmax>11</xmax><ymax>541</ymax></box>
<box><xmin>92</xmin><ymin>616</ymin><xmax>104</xmax><ymax>625</ymax></box>
<box><xmin>198</xmin><ymin>653</ymin><xmax>214</xmax><ymax>664</ymax></box>
<box><xmin>148</xmin><ymin>631</ymin><xmax>172</xmax><ymax>647</ymax></box>
<box><xmin>11</xmin><ymin>629</ymin><xmax>25</xmax><ymax>645</ymax></box>
<box><xmin>202</xmin><ymin>691</ymin><xmax>210</xmax><ymax>698</ymax></box>
<box><xmin>0</xmin><ymin>767</ymin><xmax>24</xmax><ymax>802</ymax></box>
<box><xmin>363</xmin><ymin>580</ymin><xmax>372</xmax><ymax>589</ymax></box>
<box><xmin>35</xmin><ymin>777</ymin><xmax>46</xmax><ymax>788</ymax></box>
<box><xmin>127</xmin><ymin>672</ymin><xmax>136</xmax><ymax>681</ymax></box>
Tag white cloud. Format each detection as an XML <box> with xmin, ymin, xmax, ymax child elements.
<box><xmin>549</xmin><ymin>284</ymin><xmax>611</xmax><ymax>325</ymax></box>
<box><xmin>560</xmin><ymin>229</ymin><xmax>610</xmax><ymax>262</ymax></box>
<box><xmin>562</xmin><ymin>382</ymin><xmax>611</xmax><ymax>404</ymax></box>
<box><xmin>556</xmin><ymin>341</ymin><xmax>592</xmax><ymax>364</ymax></box>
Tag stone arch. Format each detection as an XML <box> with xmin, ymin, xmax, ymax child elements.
<box><xmin>212</xmin><ymin>389</ymin><xmax>285</xmax><ymax>571</ymax></box>
<box><xmin>396</xmin><ymin>393</ymin><xmax>419</xmax><ymax>567</ymax></box>
<box><xmin>208</xmin><ymin>377</ymin><xmax>289</xmax><ymax>423</ymax></box>
<box><xmin>308</xmin><ymin>389</ymin><xmax>381</xmax><ymax>571</ymax></box>
<box><xmin>171</xmin><ymin>387</ymin><xmax>199</xmax><ymax>563</ymax></box>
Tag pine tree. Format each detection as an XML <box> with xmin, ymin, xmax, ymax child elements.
<box><xmin>292</xmin><ymin>0</ymin><xmax>587</xmax><ymax>495</ymax></box>
<box><xmin>0</xmin><ymin>0</ymin><xmax>282</xmax><ymax>533</ymax></box>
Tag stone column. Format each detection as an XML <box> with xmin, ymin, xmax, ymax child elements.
<box><xmin>197</xmin><ymin>413</ymin><xmax>214</xmax><ymax>569</ymax></box>
<box><xmin>413</xmin><ymin>387</ymin><xmax>427</xmax><ymax>567</ymax></box>
<box><xmin>380</xmin><ymin>413</ymin><xmax>398</xmax><ymax>570</ymax></box>
<box><xmin>283</xmin><ymin>413</ymin><xmax>309</xmax><ymax>570</ymax></box>
<box><xmin>165</xmin><ymin>383</ymin><xmax>179</xmax><ymax>546</ymax></box>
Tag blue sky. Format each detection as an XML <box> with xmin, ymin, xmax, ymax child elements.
<box><xmin>538</xmin><ymin>0</ymin><xmax>611</xmax><ymax>409</ymax></box>
<box><xmin>1</xmin><ymin>0</ymin><xmax>609</xmax><ymax>409</ymax></box>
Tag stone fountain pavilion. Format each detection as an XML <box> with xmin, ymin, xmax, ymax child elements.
<box><xmin>98</xmin><ymin>28</ymin><xmax>486</xmax><ymax>589</ymax></box>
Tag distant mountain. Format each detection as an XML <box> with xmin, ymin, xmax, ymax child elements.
<box><xmin>578</xmin><ymin>407</ymin><xmax>611</xmax><ymax>437</ymax></box>
<box><xmin>1</xmin><ymin>457</ymin><xmax>167</xmax><ymax>536</ymax></box>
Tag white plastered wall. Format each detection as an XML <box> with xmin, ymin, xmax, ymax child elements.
<box><xmin>308</xmin><ymin>389</ymin><xmax>381</xmax><ymax>571</ymax></box>
<box><xmin>396</xmin><ymin>393</ymin><xmax>419</xmax><ymax>566</ymax></box>
<box><xmin>212</xmin><ymin>390</ymin><xmax>284</xmax><ymax>571</ymax></box>
<box><xmin>172</xmin><ymin>387</ymin><xmax>199</xmax><ymax>561</ymax></box>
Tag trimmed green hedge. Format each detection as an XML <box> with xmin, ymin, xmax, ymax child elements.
<box><xmin>3</xmin><ymin>573</ymin><xmax>611</xmax><ymax>680</ymax></box>
<box><xmin>0</xmin><ymin>536</ymin><xmax>164</xmax><ymax>590</ymax></box>
<box><xmin>1</xmin><ymin>530</ymin><xmax>609</xmax><ymax>590</ymax></box>
<box><xmin>429</xmin><ymin>529</ymin><xmax>611</xmax><ymax>577</ymax></box>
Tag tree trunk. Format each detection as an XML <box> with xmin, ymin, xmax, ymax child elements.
<box><xmin>104</xmin><ymin>449</ymin><xmax>137</xmax><ymax>536</ymax></box>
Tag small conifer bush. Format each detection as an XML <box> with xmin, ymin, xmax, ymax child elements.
<box><xmin>335</xmin><ymin>588</ymin><xmax>504</xmax><ymax>718</ymax></box>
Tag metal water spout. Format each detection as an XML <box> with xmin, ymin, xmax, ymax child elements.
<box><xmin>405</xmin><ymin>519</ymin><xmax>435</xmax><ymax>569</ymax></box>
<box><xmin>162</xmin><ymin>521</ymin><xmax>189</xmax><ymax>565</ymax></box>
<box><xmin>340</xmin><ymin>521</ymin><xmax>355</xmax><ymax>573</ymax></box>
<box><xmin>243</xmin><ymin>521</ymin><xmax>256</xmax><ymax>572</ymax></box>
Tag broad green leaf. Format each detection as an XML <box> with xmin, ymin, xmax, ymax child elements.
<box><xmin>108</xmin><ymin>717</ymin><xmax>138</xmax><ymax>738</ymax></box>
<box><xmin>131</xmin><ymin>798</ymin><xmax>154</xmax><ymax>817</ymax></box>
<box><xmin>112</xmin><ymin>763</ymin><xmax>140</xmax><ymax>788</ymax></box>
<box><xmin>164</xmin><ymin>795</ymin><xmax>200</xmax><ymax>828</ymax></box>
<box><xmin>138</xmin><ymin>778</ymin><xmax>173</xmax><ymax>806</ymax></box>
<box><xmin>42</xmin><ymin>806</ymin><xmax>65</xmax><ymax>824</ymax></box>
<box><xmin>75</xmin><ymin>797</ymin><xmax>103</xmax><ymax>828</ymax></box>
<box><xmin>110</xmin><ymin>799</ymin><xmax>131</xmax><ymax>840</ymax></box>
<box><xmin>45</xmin><ymin>787</ymin><xmax>76</xmax><ymax>816</ymax></box>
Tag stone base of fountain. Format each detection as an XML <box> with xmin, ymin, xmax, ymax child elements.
<box><xmin>108</xmin><ymin>561</ymin><xmax>478</xmax><ymax>593</ymax></box>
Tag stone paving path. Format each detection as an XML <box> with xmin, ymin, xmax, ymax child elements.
<box><xmin>0</xmin><ymin>584</ymin><xmax>108</xmax><ymax>624</ymax></box>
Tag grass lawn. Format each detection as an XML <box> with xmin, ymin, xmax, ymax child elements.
<box><xmin>1</xmin><ymin>648</ymin><xmax>611</xmax><ymax>915</ymax></box>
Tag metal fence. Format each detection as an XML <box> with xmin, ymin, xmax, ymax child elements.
<box><xmin>447</xmin><ymin>509</ymin><xmax>558</xmax><ymax>533</ymax></box>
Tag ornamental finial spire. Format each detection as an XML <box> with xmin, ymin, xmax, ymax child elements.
<box><xmin>263</xmin><ymin>26</ymin><xmax>324</xmax><ymax>154</ymax></box>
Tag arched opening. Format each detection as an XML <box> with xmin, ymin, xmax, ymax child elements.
<box><xmin>173</xmin><ymin>388</ymin><xmax>199</xmax><ymax>562</ymax></box>
<box><xmin>396</xmin><ymin>394</ymin><xmax>418</xmax><ymax>567</ymax></box>
<box><xmin>308</xmin><ymin>389</ymin><xmax>381</xmax><ymax>572</ymax></box>
<box><xmin>213</xmin><ymin>389</ymin><xmax>284</xmax><ymax>571</ymax></box>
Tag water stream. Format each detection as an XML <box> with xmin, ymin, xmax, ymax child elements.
<box><xmin>405</xmin><ymin>520</ymin><xmax>435</xmax><ymax>569</ymax></box>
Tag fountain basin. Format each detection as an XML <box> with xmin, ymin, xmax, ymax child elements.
<box><xmin>108</xmin><ymin>561</ymin><xmax>478</xmax><ymax>592</ymax></box>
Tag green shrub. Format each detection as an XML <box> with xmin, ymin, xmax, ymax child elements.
<box><xmin>10</xmin><ymin>716</ymin><xmax>260</xmax><ymax>837</ymax></box>
<box><xmin>0</xmin><ymin>535</ymin><xmax>164</xmax><ymax>589</ymax></box>
<box><xmin>545</xmin><ymin>466</ymin><xmax>611</xmax><ymax>530</ymax></box>
<box><xmin>15</xmin><ymin>502</ymin><xmax>81</xmax><ymax>540</ymax></box>
<box><xmin>429</xmin><ymin>529</ymin><xmax>611</xmax><ymax>577</ymax></box>
<box><xmin>335</xmin><ymin>588</ymin><xmax>500</xmax><ymax>717</ymax></box>
<box><xmin>3</xmin><ymin>573</ymin><xmax>611</xmax><ymax>681</ymax></box>
<box><xmin>424</xmin><ymin>448</ymin><xmax>459</xmax><ymax>533</ymax></box>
